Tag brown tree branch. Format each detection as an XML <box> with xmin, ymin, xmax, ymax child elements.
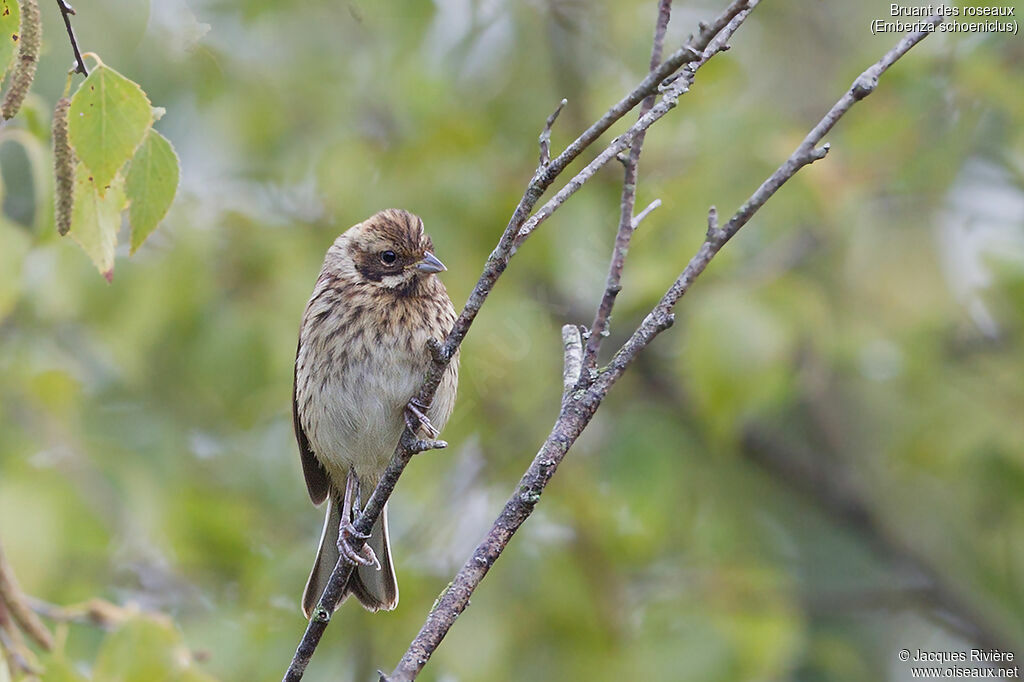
<box><xmin>25</xmin><ymin>595</ymin><xmax>140</xmax><ymax>630</ymax></box>
<box><xmin>598</xmin><ymin>15</ymin><xmax>941</xmax><ymax>389</ymax></box>
<box><xmin>382</xmin><ymin>15</ymin><xmax>940</xmax><ymax>682</ymax></box>
<box><xmin>0</xmin><ymin>538</ymin><xmax>52</xmax><ymax>679</ymax></box>
<box><xmin>538</xmin><ymin>98</ymin><xmax>568</xmax><ymax>167</ymax></box>
<box><xmin>282</xmin><ymin>2</ymin><xmax>757</xmax><ymax>679</ymax></box>
<box><xmin>0</xmin><ymin>618</ymin><xmax>40</xmax><ymax>678</ymax></box>
<box><xmin>512</xmin><ymin>4</ymin><xmax>754</xmax><ymax>248</ymax></box>
<box><xmin>282</xmin><ymin>431</ymin><xmax>445</xmax><ymax>682</ymax></box>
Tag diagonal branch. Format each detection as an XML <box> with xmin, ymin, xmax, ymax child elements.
<box><xmin>0</xmin><ymin>540</ymin><xmax>52</xmax><ymax>652</ymax></box>
<box><xmin>382</xmin><ymin>16</ymin><xmax>940</xmax><ymax>682</ymax></box>
<box><xmin>432</xmin><ymin>0</ymin><xmax>754</xmax><ymax>373</ymax></box>
<box><xmin>599</xmin><ymin>15</ymin><xmax>942</xmax><ymax>388</ymax></box>
<box><xmin>282</xmin><ymin>3</ymin><xmax>759</xmax><ymax>679</ymax></box>
<box><xmin>512</xmin><ymin>0</ymin><xmax>755</xmax><ymax>247</ymax></box>
<box><xmin>282</xmin><ymin>432</ymin><xmax>444</xmax><ymax>682</ymax></box>
<box><xmin>538</xmin><ymin>98</ymin><xmax>568</xmax><ymax>167</ymax></box>
<box><xmin>55</xmin><ymin>0</ymin><xmax>89</xmax><ymax>76</ymax></box>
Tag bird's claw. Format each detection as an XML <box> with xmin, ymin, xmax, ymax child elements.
<box><xmin>404</xmin><ymin>398</ymin><xmax>439</xmax><ymax>439</ymax></box>
<box><xmin>338</xmin><ymin>521</ymin><xmax>379</xmax><ymax>569</ymax></box>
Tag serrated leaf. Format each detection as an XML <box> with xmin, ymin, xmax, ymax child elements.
<box><xmin>68</xmin><ymin>64</ymin><xmax>153</xmax><ymax>192</ymax></box>
<box><xmin>69</xmin><ymin>163</ymin><xmax>127</xmax><ymax>282</ymax></box>
<box><xmin>125</xmin><ymin>129</ymin><xmax>179</xmax><ymax>253</ymax></box>
<box><xmin>0</xmin><ymin>0</ymin><xmax>19</xmax><ymax>80</ymax></box>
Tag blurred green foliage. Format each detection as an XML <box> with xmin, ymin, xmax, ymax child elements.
<box><xmin>1</xmin><ymin>0</ymin><xmax>1023</xmax><ymax>680</ymax></box>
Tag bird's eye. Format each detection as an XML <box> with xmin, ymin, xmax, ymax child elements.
<box><xmin>379</xmin><ymin>250</ymin><xmax>397</xmax><ymax>265</ymax></box>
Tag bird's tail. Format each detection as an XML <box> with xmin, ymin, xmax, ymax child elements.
<box><xmin>302</xmin><ymin>493</ymin><xmax>398</xmax><ymax>617</ymax></box>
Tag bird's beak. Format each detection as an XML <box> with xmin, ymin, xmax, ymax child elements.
<box><xmin>416</xmin><ymin>251</ymin><xmax>447</xmax><ymax>274</ymax></box>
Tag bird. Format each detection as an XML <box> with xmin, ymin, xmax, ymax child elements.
<box><xmin>293</xmin><ymin>208</ymin><xmax>459</xmax><ymax>616</ymax></box>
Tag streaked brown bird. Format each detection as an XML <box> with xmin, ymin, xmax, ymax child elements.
<box><xmin>293</xmin><ymin>209</ymin><xmax>459</xmax><ymax>616</ymax></box>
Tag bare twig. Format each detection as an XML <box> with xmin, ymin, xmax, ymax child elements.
<box><xmin>55</xmin><ymin>0</ymin><xmax>89</xmax><ymax>76</ymax></box>
<box><xmin>538</xmin><ymin>98</ymin><xmax>568</xmax><ymax>167</ymax></box>
<box><xmin>26</xmin><ymin>596</ymin><xmax>136</xmax><ymax>630</ymax></box>
<box><xmin>382</xmin><ymin>17</ymin><xmax>939</xmax><ymax>682</ymax></box>
<box><xmin>513</xmin><ymin>0</ymin><xmax>756</xmax><ymax>247</ymax></box>
<box><xmin>282</xmin><ymin>3</ymin><xmax>757</xmax><ymax>680</ymax></box>
<box><xmin>583</xmin><ymin>0</ymin><xmax>673</xmax><ymax>373</ymax></box>
<box><xmin>631</xmin><ymin>199</ymin><xmax>661</xmax><ymax>230</ymax></box>
<box><xmin>384</xmin><ymin>334</ymin><xmax>606</xmax><ymax>682</ymax></box>
<box><xmin>600</xmin><ymin>16</ymin><xmax>941</xmax><ymax>388</ymax></box>
<box><xmin>0</xmin><ymin>618</ymin><xmax>40</xmax><ymax>677</ymax></box>
<box><xmin>282</xmin><ymin>433</ymin><xmax>445</xmax><ymax>682</ymax></box>
<box><xmin>0</xmin><ymin>540</ymin><xmax>52</xmax><ymax>651</ymax></box>
<box><xmin>432</xmin><ymin>0</ymin><xmax>752</xmax><ymax>377</ymax></box>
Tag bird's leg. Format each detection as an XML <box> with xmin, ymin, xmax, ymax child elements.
<box><xmin>404</xmin><ymin>397</ymin><xmax>439</xmax><ymax>438</ymax></box>
<box><xmin>337</xmin><ymin>474</ymin><xmax>379</xmax><ymax>569</ymax></box>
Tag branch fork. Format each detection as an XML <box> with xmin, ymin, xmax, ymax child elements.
<box><xmin>284</xmin><ymin>5</ymin><xmax>942</xmax><ymax>681</ymax></box>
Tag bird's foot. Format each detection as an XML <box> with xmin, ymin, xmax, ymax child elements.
<box><xmin>338</xmin><ymin>521</ymin><xmax>379</xmax><ymax>569</ymax></box>
<box><xmin>404</xmin><ymin>397</ymin><xmax>439</xmax><ymax>439</ymax></box>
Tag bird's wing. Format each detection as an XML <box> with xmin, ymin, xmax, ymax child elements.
<box><xmin>294</xmin><ymin>336</ymin><xmax>330</xmax><ymax>505</ymax></box>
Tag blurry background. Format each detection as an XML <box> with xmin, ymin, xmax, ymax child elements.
<box><xmin>1</xmin><ymin>0</ymin><xmax>1023</xmax><ymax>680</ymax></box>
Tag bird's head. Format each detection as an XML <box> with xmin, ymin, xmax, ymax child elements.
<box><xmin>334</xmin><ymin>209</ymin><xmax>446</xmax><ymax>293</ymax></box>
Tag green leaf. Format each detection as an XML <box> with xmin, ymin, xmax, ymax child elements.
<box><xmin>0</xmin><ymin>0</ymin><xmax>18</xmax><ymax>80</ymax></box>
<box><xmin>68</xmin><ymin>64</ymin><xmax>153</xmax><ymax>193</ymax></box>
<box><xmin>125</xmin><ymin>129</ymin><xmax>179</xmax><ymax>253</ymax></box>
<box><xmin>69</xmin><ymin>163</ymin><xmax>127</xmax><ymax>282</ymax></box>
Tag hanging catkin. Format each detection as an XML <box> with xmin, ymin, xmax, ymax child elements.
<box><xmin>1</xmin><ymin>0</ymin><xmax>41</xmax><ymax>120</ymax></box>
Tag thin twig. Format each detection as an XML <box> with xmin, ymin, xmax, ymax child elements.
<box><xmin>0</xmin><ymin>599</ymin><xmax>40</xmax><ymax>676</ymax></box>
<box><xmin>561</xmin><ymin>324</ymin><xmax>583</xmax><ymax>399</ymax></box>
<box><xmin>0</xmin><ymin>540</ymin><xmax>52</xmax><ymax>651</ymax></box>
<box><xmin>282</xmin><ymin>433</ymin><xmax>444</xmax><ymax>682</ymax></box>
<box><xmin>583</xmin><ymin>0</ymin><xmax>673</xmax><ymax>373</ymax></box>
<box><xmin>538</xmin><ymin>98</ymin><xmax>568</xmax><ymax>167</ymax></box>
<box><xmin>431</xmin><ymin>0</ymin><xmax>752</xmax><ymax>378</ymax></box>
<box><xmin>55</xmin><ymin>0</ymin><xmax>89</xmax><ymax>76</ymax></box>
<box><xmin>631</xmin><ymin>199</ymin><xmax>661</xmax><ymax>230</ymax></box>
<box><xmin>25</xmin><ymin>596</ymin><xmax>136</xmax><ymax>630</ymax></box>
<box><xmin>383</xmin><ymin>17</ymin><xmax>939</xmax><ymax>682</ymax></box>
<box><xmin>600</xmin><ymin>16</ymin><xmax>942</xmax><ymax>388</ymax></box>
<box><xmin>281</xmin><ymin>3</ymin><xmax>755</xmax><ymax>680</ymax></box>
<box><xmin>513</xmin><ymin>0</ymin><xmax>755</xmax><ymax>247</ymax></box>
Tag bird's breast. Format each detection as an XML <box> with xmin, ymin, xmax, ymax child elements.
<box><xmin>296</xmin><ymin>288</ymin><xmax>456</xmax><ymax>489</ymax></box>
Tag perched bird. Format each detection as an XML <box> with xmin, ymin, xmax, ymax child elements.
<box><xmin>293</xmin><ymin>209</ymin><xmax>459</xmax><ymax>616</ymax></box>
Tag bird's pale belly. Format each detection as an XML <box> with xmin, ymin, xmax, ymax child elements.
<box><xmin>305</xmin><ymin>347</ymin><xmax>425</xmax><ymax>490</ymax></box>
